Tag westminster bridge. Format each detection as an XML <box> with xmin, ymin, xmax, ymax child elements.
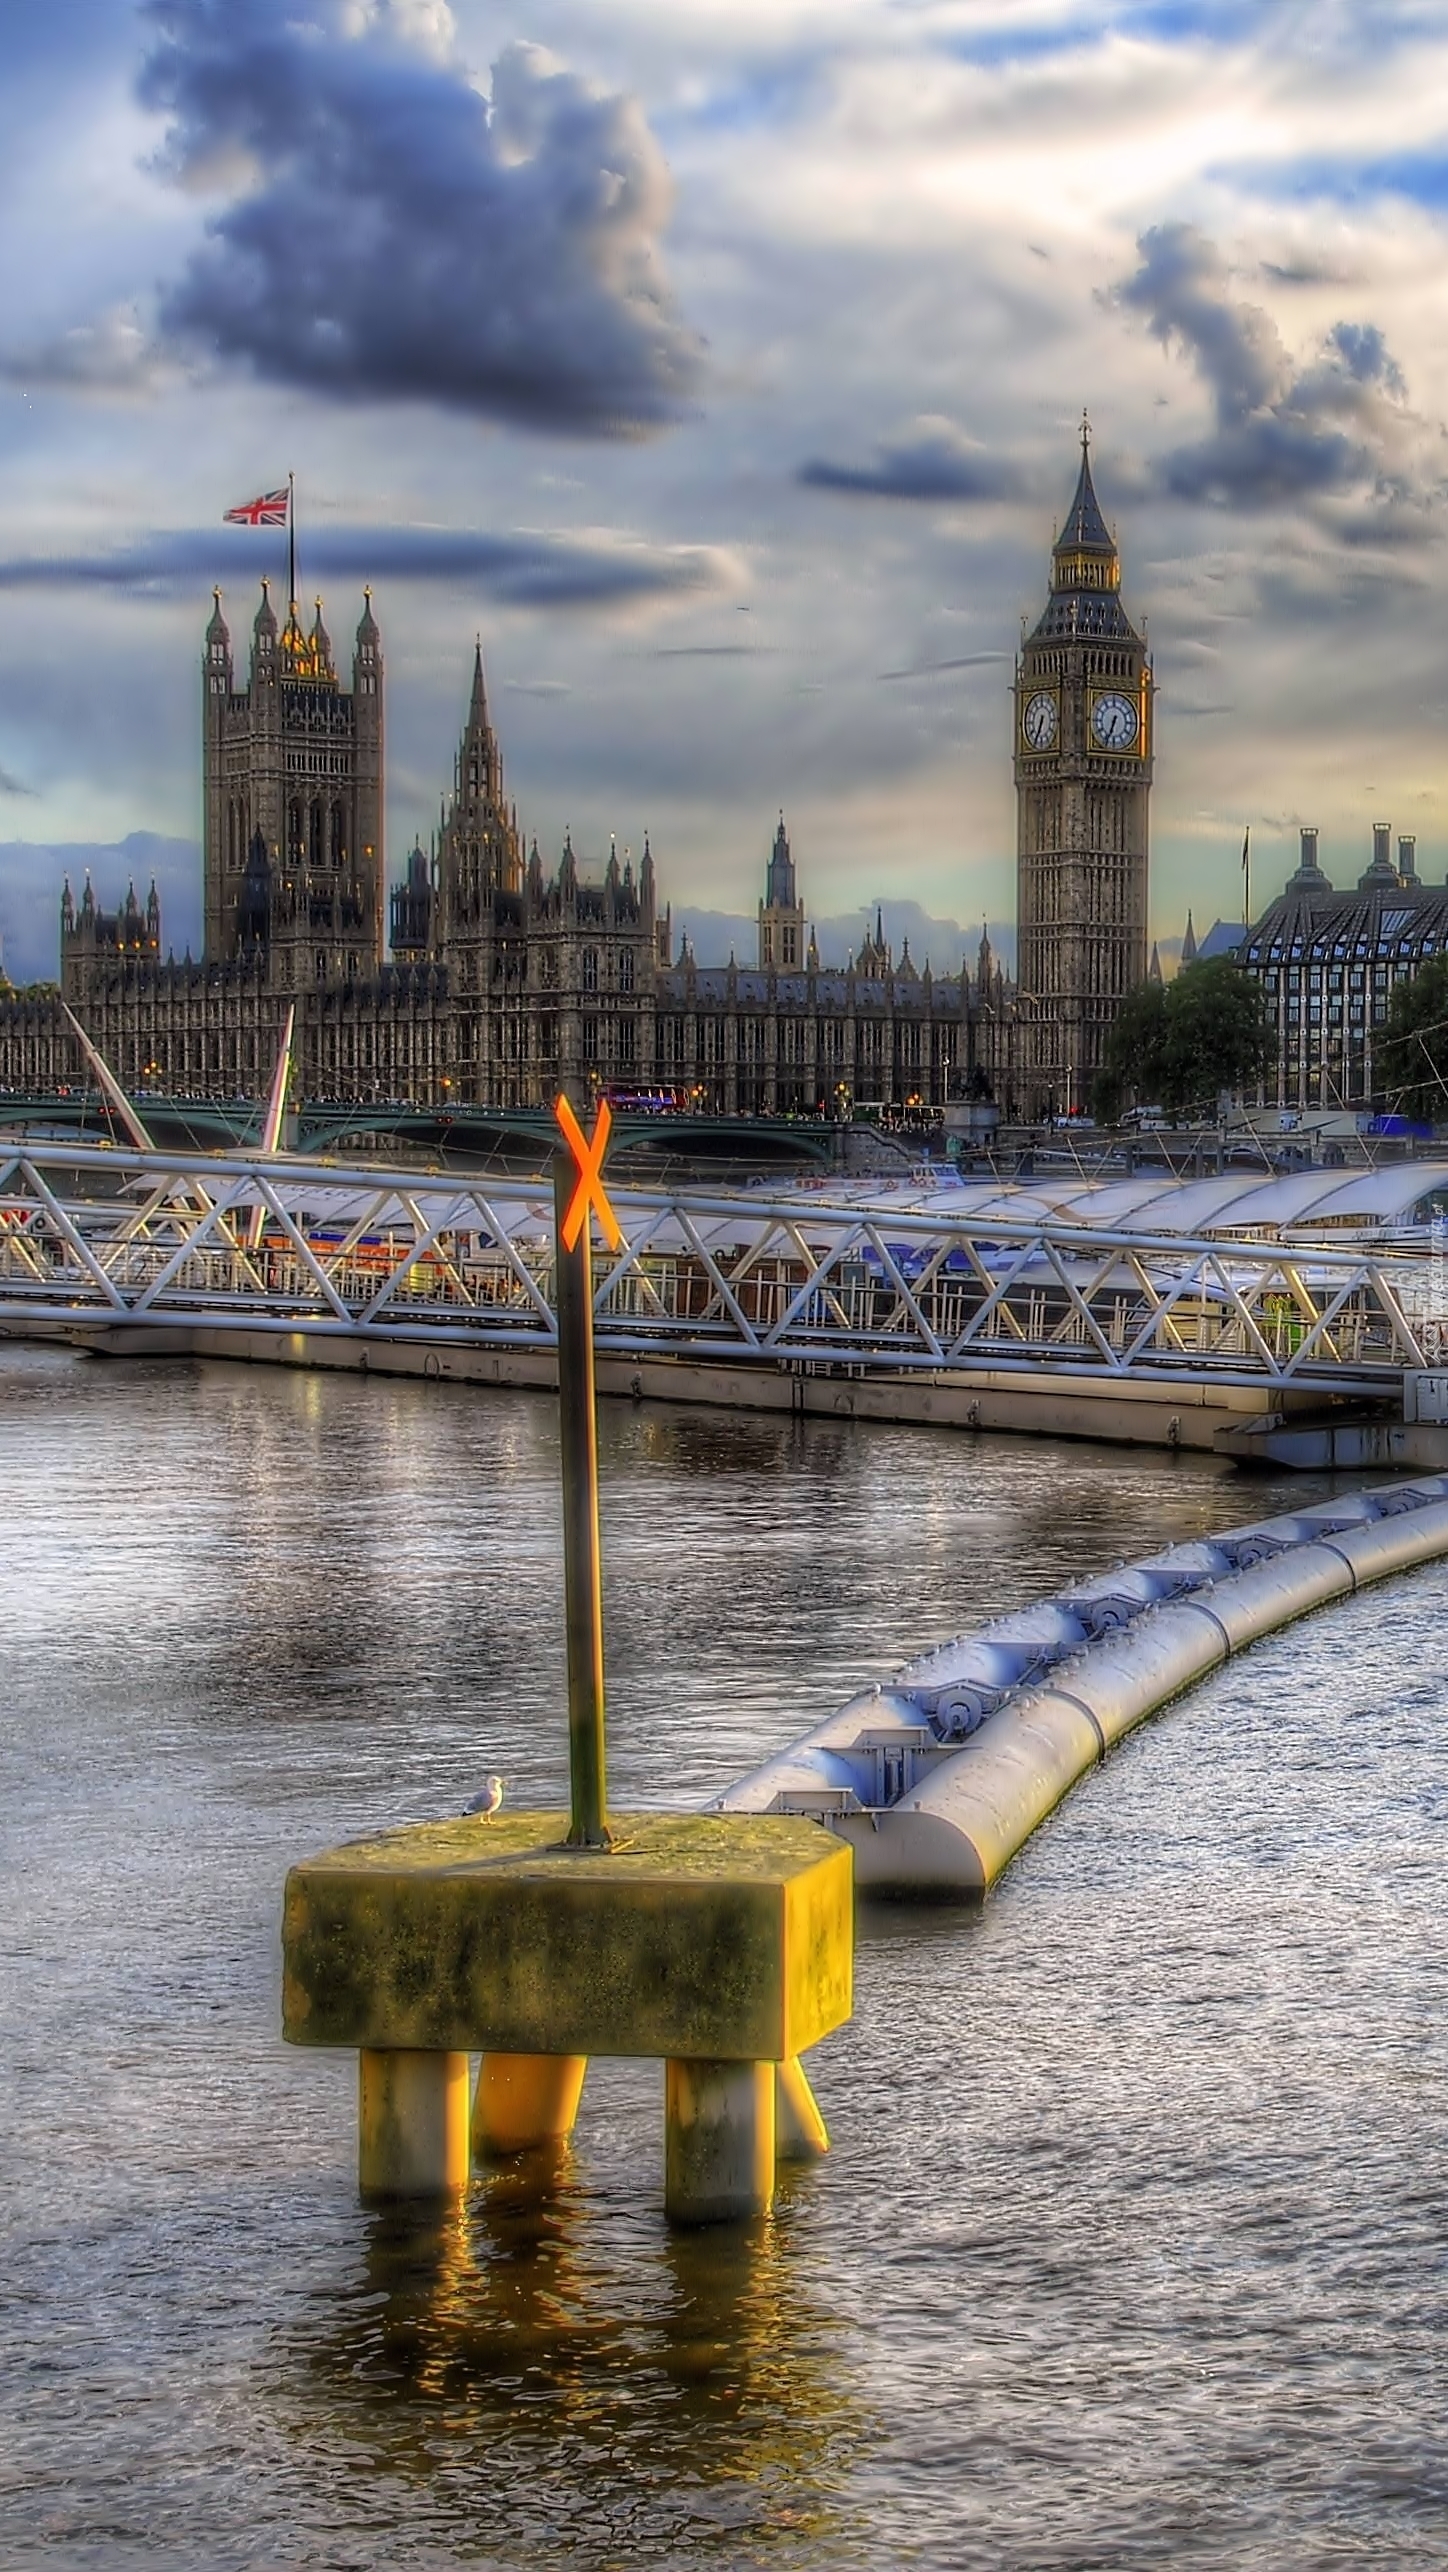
<box><xmin>0</xmin><ymin>1088</ymin><xmax>838</xmax><ymax>1173</ymax></box>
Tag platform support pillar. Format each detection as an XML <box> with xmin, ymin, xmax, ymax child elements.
<box><xmin>358</xmin><ymin>2047</ymin><xmax>470</xmax><ymax>2199</ymax></box>
<box><xmin>665</xmin><ymin>2058</ymin><xmax>775</xmax><ymax>2224</ymax></box>
<box><xmin>472</xmin><ymin>2052</ymin><xmax>588</xmax><ymax>2158</ymax></box>
<box><xmin>775</xmin><ymin>2055</ymin><xmax>830</xmax><ymax>2161</ymax></box>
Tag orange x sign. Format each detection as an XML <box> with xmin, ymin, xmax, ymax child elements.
<box><xmin>556</xmin><ymin>1094</ymin><xmax>623</xmax><ymax>1253</ymax></box>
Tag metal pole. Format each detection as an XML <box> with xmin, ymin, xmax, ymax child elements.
<box><xmin>553</xmin><ymin>1151</ymin><xmax>611</xmax><ymax>1847</ymax></box>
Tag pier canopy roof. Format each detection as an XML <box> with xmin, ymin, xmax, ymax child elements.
<box><xmin>829</xmin><ymin>1161</ymin><xmax>1448</xmax><ymax>1242</ymax></box>
<box><xmin>135</xmin><ymin>1150</ymin><xmax>1448</xmax><ymax>1255</ymax></box>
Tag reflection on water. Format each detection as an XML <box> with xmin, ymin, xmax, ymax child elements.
<box><xmin>5</xmin><ymin>1342</ymin><xmax>1448</xmax><ymax>2567</ymax></box>
<box><xmin>286</xmin><ymin>2129</ymin><xmax>868</xmax><ymax>2566</ymax></box>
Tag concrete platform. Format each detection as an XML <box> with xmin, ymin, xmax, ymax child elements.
<box><xmin>284</xmin><ymin>1810</ymin><xmax>852</xmax><ymax>2061</ymax></box>
<box><xmin>283</xmin><ymin>1811</ymin><xmax>853</xmax><ymax>2220</ymax></box>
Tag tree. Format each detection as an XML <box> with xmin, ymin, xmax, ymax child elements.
<box><xmin>1377</xmin><ymin>957</ymin><xmax>1448</xmax><ymax>1123</ymax></box>
<box><xmin>1159</xmin><ymin>956</ymin><xmax>1272</xmax><ymax>1117</ymax></box>
<box><xmin>1097</xmin><ymin>957</ymin><xmax>1270</xmax><ymax>1122</ymax></box>
<box><xmin>1096</xmin><ymin>977</ymin><xmax>1167</xmax><ymax>1121</ymax></box>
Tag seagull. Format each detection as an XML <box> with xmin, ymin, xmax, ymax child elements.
<box><xmin>466</xmin><ymin>1774</ymin><xmax>504</xmax><ymax>1823</ymax></box>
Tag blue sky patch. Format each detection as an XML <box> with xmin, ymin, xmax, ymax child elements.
<box><xmin>1228</xmin><ymin>145</ymin><xmax>1448</xmax><ymax>213</ymax></box>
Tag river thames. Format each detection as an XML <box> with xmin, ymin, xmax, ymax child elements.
<box><xmin>4</xmin><ymin>1341</ymin><xmax>1446</xmax><ymax>2568</ymax></box>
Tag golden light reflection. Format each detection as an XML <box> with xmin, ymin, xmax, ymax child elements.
<box><xmin>279</xmin><ymin>2149</ymin><xmax>871</xmax><ymax>2563</ymax></box>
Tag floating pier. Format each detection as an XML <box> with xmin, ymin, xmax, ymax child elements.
<box><xmin>11</xmin><ymin>1138</ymin><xmax>1448</xmax><ymax>1463</ymax></box>
<box><xmin>714</xmin><ymin>1473</ymin><xmax>1448</xmax><ymax>1896</ymax></box>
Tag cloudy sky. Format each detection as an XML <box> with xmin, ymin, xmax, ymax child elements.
<box><xmin>4</xmin><ymin>0</ymin><xmax>1448</xmax><ymax>980</ymax></box>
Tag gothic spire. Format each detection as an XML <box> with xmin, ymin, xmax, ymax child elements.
<box><xmin>280</xmin><ymin>590</ymin><xmax>307</xmax><ymax>673</ymax></box>
<box><xmin>458</xmin><ymin>638</ymin><xmax>499</xmax><ymax>780</ymax></box>
<box><xmin>435</xmin><ymin>633</ymin><xmax>519</xmax><ymax>905</ymax></box>
<box><xmin>765</xmin><ymin>810</ymin><xmax>795</xmax><ymax>908</ymax></box>
<box><xmin>1031</xmin><ymin>428</ymin><xmax>1137</xmax><ymax>642</ymax></box>
<box><xmin>1056</xmin><ymin>417</ymin><xmax>1115</xmax><ymax>560</ymax></box>
<box><xmin>310</xmin><ymin>595</ymin><xmax>333</xmax><ymax>672</ymax></box>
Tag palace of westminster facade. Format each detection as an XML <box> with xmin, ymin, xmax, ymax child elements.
<box><xmin>1</xmin><ymin>441</ymin><xmax>1163</xmax><ymax>1121</ymax></box>
<box><xmin>8</xmin><ymin>426</ymin><xmax>1444</xmax><ymax>1125</ymax></box>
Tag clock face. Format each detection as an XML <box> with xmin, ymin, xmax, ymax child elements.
<box><xmin>1022</xmin><ymin>690</ymin><xmax>1057</xmax><ymax>752</ymax></box>
<box><xmin>1090</xmin><ymin>690</ymin><xmax>1139</xmax><ymax>751</ymax></box>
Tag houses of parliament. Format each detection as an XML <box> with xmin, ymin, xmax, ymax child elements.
<box><xmin>0</xmin><ymin>438</ymin><xmax>1153</xmax><ymax>1123</ymax></box>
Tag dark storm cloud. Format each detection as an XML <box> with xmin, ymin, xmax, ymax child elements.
<box><xmin>878</xmin><ymin>651</ymin><xmax>1009</xmax><ymax>681</ymax></box>
<box><xmin>0</xmin><ymin>523</ymin><xmax>731</xmax><ymax>609</ymax></box>
<box><xmin>1118</xmin><ymin>223</ymin><xmax>1418</xmax><ymax>507</ymax></box>
<box><xmin>0</xmin><ymin>765</ymin><xmax>36</xmax><ymax>797</ymax></box>
<box><xmin>138</xmin><ymin>0</ymin><xmax>702</xmax><ymax>435</ymax></box>
<box><xmin>799</xmin><ymin>417</ymin><xmax>1024</xmax><ymax>501</ymax></box>
<box><xmin>650</xmin><ymin>642</ymin><xmax>765</xmax><ymax>658</ymax></box>
<box><xmin>1261</xmin><ymin>258</ymin><xmax>1360</xmax><ymax>288</ymax></box>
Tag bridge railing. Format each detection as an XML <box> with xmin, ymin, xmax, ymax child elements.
<box><xmin>0</xmin><ymin>1137</ymin><xmax>1435</xmax><ymax>1394</ymax></box>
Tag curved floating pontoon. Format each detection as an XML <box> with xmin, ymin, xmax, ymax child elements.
<box><xmin>710</xmin><ymin>1474</ymin><xmax>1448</xmax><ymax>1897</ymax></box>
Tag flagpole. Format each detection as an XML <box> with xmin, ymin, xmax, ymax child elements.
<box><xmin>288</xmin><ymin>471</ymin><xmax>296</xmax><ymax>610</ymax></box>
<box><xmin>1242</xmin><ymin>826</ymin><xmax>1251</xmax><ymax>941</ymax></box>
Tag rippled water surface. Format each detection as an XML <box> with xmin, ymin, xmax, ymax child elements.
<box><xmin>4</xmin><ymin>1343</ymin><xmax>1447</xmax><ymax>2568</ymax></box>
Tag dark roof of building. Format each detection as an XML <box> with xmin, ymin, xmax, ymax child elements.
<box><xmin>1057</xmin><ymin>441</ymin><xmax>1114</xmax><ymax>556</ymax></box>
<box><xmin>1197</xmin><ymin>920</ymin><xmax>1245</xmax><ymax>962</ymax></box>
<box><xmin>1031</xmin><ymin>588</ymin><xmax>1139</xmax><ymax>642</ymax></box>
<box><xmin>1029</xmin><ymin>436</ymin><xmax>1142</xmax><ymax>645</ymax></box>
<box><xmin>1248</xmin><ymin>875</ymin><xmax>1448</xmax><ymax>963</ymax></box>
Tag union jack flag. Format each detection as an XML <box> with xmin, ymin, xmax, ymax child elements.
<box><xmin>224</xmin><ymin>489</ymin><xmax>289</xmax><ymax>526</ymax></box>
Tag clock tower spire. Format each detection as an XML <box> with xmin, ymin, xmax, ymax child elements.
<box><xmin>1014</xmin><ymin>423</ymin><xmax>1152</xmax><ymax>1118</ymax></box>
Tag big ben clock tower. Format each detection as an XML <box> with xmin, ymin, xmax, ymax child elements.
<box><xmin>1014</xmin><ymin>425</ymin><xmax>1152</xmax><ymax>1118</ymax></box>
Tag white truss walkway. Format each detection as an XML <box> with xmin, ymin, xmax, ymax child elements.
<box><xmin>1</xmin><ymin>1139</ymin><xmax>1445</xmax><ymax>1397</ymax></box>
